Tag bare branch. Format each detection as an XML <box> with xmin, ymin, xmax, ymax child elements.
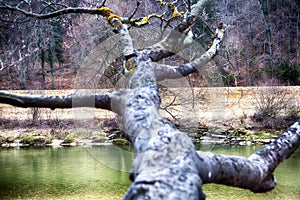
<box><xmin>0</xmin><ymin>3</ymin><xmax>101</xmax><ymax>19</ymax></box>
<box><xmin>197</xmin><ymin>119</ymin><xmax>300</xmax><ymax>192</ymax></box>
<box><xmin>0</xmin><ymin>91</ymin><xmax>112</xmax><ymax>111</ymax></box>
<box><xmin>101</xmin><ymin>0</ymin><xmax>107</xmax><ymax>7</ymax></box>
<box><xmin>155</xmin><ymin>23</ymin><xmax>226</xmax><ymax>81</ymax></box>
<box><xmin>119</xmin><ymin>25</ymin><xmax>135</xmax><ymax>57</ymax></box>
<box><xmin>140</xmin><ymin>0</ymin><xmax>210</xmax><ymax>61</ymax></box>
<box><xmin>0</xmin><ymin>2</ymin><xmax>168</xmax><ymax>29</ymax></box>
<box><xmin>128</xmin><ymin>0</ymin><xmax>141</xmax><ymax>20</ymax></box>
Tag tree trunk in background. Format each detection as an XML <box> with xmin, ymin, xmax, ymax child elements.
<box><xmin>53</xmin><ymin>17</ymin><xmax>64</xmax><ymax>89</ymax></box>
<box><xmin>40</xmin><ymin>49</ymin><xmax>46</xmax><ymax>89</ymax></box>
<box><xmin>48</xmin><ymin>46</ymin><xmax>55</xmax><ymax>90</ymax></box>
<box><xmin>213</xmin><ymin>0</ymin><xmax>272</xmax><ymax>85</ymax></box>
<box><xmin>19</xmin><ymin>62</ymin><xmax>27</xmax><ymax>90</ymax></box>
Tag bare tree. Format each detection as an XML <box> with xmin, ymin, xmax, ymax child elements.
<box><xmin>0</xmin><ymin>0</ymin><xmax>82</xmax><ymax>89</ymax></box>
<box><xmin>0</xmin><ymin>0</ymin><xmax>299</xmax><ymax>199</ymax></box>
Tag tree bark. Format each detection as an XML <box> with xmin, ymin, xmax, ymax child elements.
<box><xmin>197</xmin><ymin>120</ymin><xmax>300</xmax><ymax>192</ymax></box>
<box><xmin>0</xmin><ymin>91</ymin><xmax>111</xmax><ymax>110</ymax></box>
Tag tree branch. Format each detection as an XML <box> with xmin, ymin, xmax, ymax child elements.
<box><xmin>140</xmin><ymin>0</ymin><xmax>210</xmax><ymax>61</ymax></box>
<box><xmin>0</xmin><ymin>3</ymin><xmax>103</xmax><ymax>19</ymax></box>
<box><xmin>119</xmin><ymin>24</ymin><xmax>135</xmax><ymax>58</ymax></box>
<box><xmin>197</xmin><ymin>119</ymin><xmax>300</xmax><ymax>192</ymax></box>
<box><xmin>0</xmin><ymin>2</ymin><xmax>168</xmax><ymax>29</ymax></box>
<box><xmin>0</xmin><ymin>91</ymin><xmax>112</xmax><ymax>110</ymax></box>
<box><xmin>155</xmin><ymin>23</ymin><xmax>225</xmax><ymax>81</ymax></box>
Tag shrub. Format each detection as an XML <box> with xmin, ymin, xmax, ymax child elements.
<box><xmin>19</xmin><ymin>135</ymin><xmax>51</xmax><ymax>146</ymax></box>
<box><xmin>63</xmin><ymin>137</ymin><xmax>74</xmax><ymax>143</ymax></box>
<box><xmin>264</xmin><ymin>58</ymin><xmax>299</xmax><ymax>85</ymax></box>
<box><xmin>251</xmin><ymin>85</ymin><xmax>299</xmax><ymax>129</ymax></box>
<box><xmin>252</xmin><ymin>86</ymin><xmax>287</xmax><ymax>119</ymax></box>
<box><xmin>111</xmin><ymin>138</ymin><xmax>131</xmax><ymax>146</ymax></box>
<box><xmin>0</xmin><ymin>135</ymin><xmax>5</xmax><ymax>145</ymax></box>
<box><xmin>284</xmin><ymin>99</ymin><xmax>300</xmax><ymax>120</ymax></box>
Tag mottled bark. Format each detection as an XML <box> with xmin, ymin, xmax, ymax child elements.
<box><xmin>140</xmin><ymin>1</ymin><xmax>208</xmax><ymax>62</ymax></box>
<box><xmin>109</xmin><ymin>59</ymin><xmax>205</xmax><ymax>199</ymax></box>
<box><xmin>197</xmin><ymin>120</ymin><xmax>300</xmax><ymax>192</ymax></box>
<box><xmin>0</xmin><ymin>91</ymin><xmax>111</xmax><ymax>110</ymax></box>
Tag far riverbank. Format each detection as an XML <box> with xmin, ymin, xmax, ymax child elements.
<box><xmin>1</xmin><ymin>87</ymin><xmax>299</xmax><ymax>147</ymax></box>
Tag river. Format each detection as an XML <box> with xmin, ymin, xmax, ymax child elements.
<box><xmin>0</xmin><ymin>144</ymin><xmax>299</xmax><ymax>200</ymax></box>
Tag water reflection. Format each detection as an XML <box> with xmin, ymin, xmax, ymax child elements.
<box><xmin>0</xmin><ymin>145</ymin><xmax>299</xmax><ymax>199</ymax></box>
<box><xmin>0</xmin><ymin>146</ymin><xmax>131</xmax><ymax>199</ymax></box>
<box><xmin>87</xmin><ymin>145</ymin><xmax>134</xmax><ymax>172</ymax></box>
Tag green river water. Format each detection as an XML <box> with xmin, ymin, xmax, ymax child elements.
<box><xmin>0</xmin><ymin>144</ymin><xmax>299</xmax><ymax>200</ymax></box>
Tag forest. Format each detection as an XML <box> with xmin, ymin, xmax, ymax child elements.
<box><xmin>0</xmin><ymin>0</ymin><xmax>299</xmax><ymax>90</ymax></box>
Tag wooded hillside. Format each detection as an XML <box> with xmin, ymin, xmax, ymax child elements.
<box><xmin>0</xmin><ymin>0</ymin><xmax>299</xmax><ymax>90</ymax></box>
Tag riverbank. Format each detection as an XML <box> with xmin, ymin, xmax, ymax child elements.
<box><xmin>0</xmin><ymin>118</ymin><xmax>281</xmax><ymax>148</ymax></box>
<box><xmin>1</xmin><ymin>87</ymin><xmax>299</xmax><ymax>147</ymax></box>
